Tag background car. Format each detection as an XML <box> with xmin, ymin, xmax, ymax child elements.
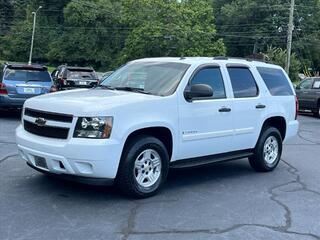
<box><xmin>296</xmin><ymin>77</ymin><xmax>320</xmax><ymax>117</ymax></box>
<box><xmin>0</xmin><ymin>63</ymin><xmax>52</xmax><ymax>110</ymax></box>
<box><xmin>51</xmin><ymin>65</ymin><xmax>99</xmax><ymax>90</ymax></box>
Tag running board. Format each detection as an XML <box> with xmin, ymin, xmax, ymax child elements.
<box><xmin>170</xmin><ymin>150</ymin><xmax>253</xmax><ymax>169</ymax></box>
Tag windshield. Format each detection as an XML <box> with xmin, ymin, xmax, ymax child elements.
<box><xmin>67</xmin><ymin>70</ymin><xmax>96</xmax><ymax>80</ymax></box>
<box><xmin>4</xmin><ymin>68</ymin><xmax>51</xmax><ymax>82</ymax></box>
<box><xmin>100</xmin><ymin>61</ymin><xmax>190</xmax><ymax>96</ymax></box>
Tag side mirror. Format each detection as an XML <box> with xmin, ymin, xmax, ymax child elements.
<box><xmin>185</xmin><ymin>84</ymin><xmax>213</xmax><ymax>100</ymax></box>
<box><xmin>295</xmin><ymin>85</ymin><xmax>301</xmax><ymax>90</ymax></box>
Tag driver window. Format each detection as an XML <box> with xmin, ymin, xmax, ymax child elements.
<box><xmin>299</xmin><ymin>79</ymin><xmax>313</xmax><ymax>90</ymax></box>
<box><xmin>190</xmin><ymin>67</ymin><xmax>226</xmax><ymax>99</ymax></box>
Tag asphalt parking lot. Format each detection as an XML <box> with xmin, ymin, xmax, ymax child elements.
<box><xmin>0</xmin><ymin>111</ymin><xmax>320</xmax><ymax>240</ymax></box>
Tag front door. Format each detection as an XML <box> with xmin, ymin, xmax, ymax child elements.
<box><xmin>178</xmin><ymin>65</ymin><xmax>234</xmax><ymax>160</ymax></box>
<box><xmin>296</xmin><ymin>78</ymin><xmax>314</xmax><ymax>109</ymax></box>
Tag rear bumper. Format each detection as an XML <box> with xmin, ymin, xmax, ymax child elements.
<box><xmin>0</xmin><ymin>95</ymin><xmax>26</xmax><ymax>108</ymax></box>
<box><xmin>284</xmin><ymin>120</ymin><xmax>299</xmax><ymax>142</ymax></box>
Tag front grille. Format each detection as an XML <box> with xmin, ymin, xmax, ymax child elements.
<box><xmin>24</xmin><ymin>120</ymin><xmax>69</xmax><ymax>139</ymax></box>
<box><xmin>24</xmin><ymin>108</ymin><xmax>73</xmax><ymax>123</ymax></box>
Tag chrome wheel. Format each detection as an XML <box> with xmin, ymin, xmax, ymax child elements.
<box><xmin>134</xmin><ymin>149</ymin><xmax>162</xmax><ymax>188</ymax></box>
<box><xmin>263</xmin><ymin>136</ymin><xmax>279</xmax><ymax>165</ymax></box>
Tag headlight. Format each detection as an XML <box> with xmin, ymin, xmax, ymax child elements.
<box><xmin>73</xmin><ymin>117</ymin><xmax>113</xmax><ymax>139</ymax></box>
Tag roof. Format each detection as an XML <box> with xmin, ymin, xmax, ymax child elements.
<box><xmin>5</xmin><ymin>62</ymin><xmax>47</xmax><ymax>70</ymax></box>
<box><xmin>132</xmin><ymin>57</ymin><xmax>281</xmax><ymax>69</ymax></box>
<box><xmin>59</xmin><ymin>65</ymin><xmax>94</xmax><ymax>71</ymax></box>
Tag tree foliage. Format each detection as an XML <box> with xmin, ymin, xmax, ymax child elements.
<box><xmin>0</xmin><ymin>0</ymin><xmax>319</xmax><ymax>75</ymax></box>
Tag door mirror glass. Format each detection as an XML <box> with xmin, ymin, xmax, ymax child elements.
<box><xmin>185</xmin><ymin>84</ymin><xmax>213</xmax><ymax>100</ymax></box>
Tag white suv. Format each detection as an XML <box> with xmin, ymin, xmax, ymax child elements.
<box><xmin>16</xmin><ymin>57</ymin><xmax>299</xmax><ymax>198</ymax></box>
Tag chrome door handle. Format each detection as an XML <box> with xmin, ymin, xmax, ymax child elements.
<box><xmin>219</xmin><ymin>107</ymin><xmax>231</xmax><ymax>112</ymax></box>
<box><xmin>256</xmin><ymin>104</ymin><xmax>266</xmax><ymax>109</ymax></box>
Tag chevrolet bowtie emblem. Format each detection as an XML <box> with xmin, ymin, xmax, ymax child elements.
<box><xmin>35</xmin><ymin>117</ymin><xmax>46</xmax><ymax>127</ymax></box>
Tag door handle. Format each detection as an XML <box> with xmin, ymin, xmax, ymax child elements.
<box><xmin>219</xmin><ymin>107</ymin><xmax>231</xmax><ymax>112</ymax></box>
<box><xmin>256</xmin><ymin>104</ymin><xmax>266</xmax><ymax>109</ymax></box>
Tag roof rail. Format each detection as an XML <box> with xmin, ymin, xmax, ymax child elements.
<box><xmin>213</xmin><ymin>56</ymin><xmax>269</xmax><ymax>63</ymax></box>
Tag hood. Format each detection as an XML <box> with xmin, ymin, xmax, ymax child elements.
<box><xmin>24</xmin><ymin>88</ymin><xmax>160</xmax><ymax>116</ymax></box>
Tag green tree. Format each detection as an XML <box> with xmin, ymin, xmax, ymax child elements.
<box><xmin>117</xmin><ymin>0</ymin><xmax>225</xmax><ymax>65</ymax></box>
<box><xmin>47</xmin><ymin>0</ymin><xmax>124</xmax><ymax>69</ymax></box>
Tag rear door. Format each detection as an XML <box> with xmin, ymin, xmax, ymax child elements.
<box><xmin>3</xmin><ymin>67</ymin><xmax>52</xmax><ymax>99</ymax></box>
<box><xmin>226</xmin><ymin>65</ymin><xmax>266</xmax><ymax>151</ymax></box>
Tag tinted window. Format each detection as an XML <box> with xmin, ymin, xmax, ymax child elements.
<box><xmin>190</xmin><ymin>67</ymin><xmax>226</xmax><ymax>99</ymax></box>
<box><xmin>257</xmin><ymin>67</ymin><xmax>293</xmax><ymax>96</ymax></box>
<box><xmin>66</xmin><ymin>69</ymin><xmax>96</xmax><ymax>80</ymax></box>
<box><xmin>299</xmin><ymin>79</ymin><xmax>313</xmax><ymax>90</ymax></box>
<box><xmin>4</xmin><ymin>68</ymin><xmax>51</xmax><ymax>82</ymax></box>
<box><xmin>228</xmin><ymin>67</ymin><xmax>258</xmax><ymax>98</ymax></box>
<box><xmin>312</xmin><ymin>78</ymin><xmax>320</xmax><ymax>89</ymax></box>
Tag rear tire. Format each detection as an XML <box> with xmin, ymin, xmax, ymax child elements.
<box><xmin>116</xmin><ymin>135</ymin><xmax>169</xmax><ymax>198</ymax></box>
<box><xmin>249</xmin><ymin>127</ymin><xmax>282</xmax><ymax>172</ymax></box>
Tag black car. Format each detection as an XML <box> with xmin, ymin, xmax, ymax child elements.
<box><xmin>296</xmin><ymin>77</ymin><xmax>320</xmax><ymax>118</ymax></box>
<box><xmin>51</xmin><ymin>66</ymin><xmax>99</xmax><ymax>90</ymax></box>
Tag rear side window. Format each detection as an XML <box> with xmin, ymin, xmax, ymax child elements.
<box><xmin>4</xmin><ymin>68</ymin><xmax>51</xmax><ymax>82</ymax></box>
<box><xmin>257</xmin><ymin>67</ymin><xmax>293</xmax><ymax>96</ymax></box>
<box><xmin>313</xmin><ymin>78</ymin><xmax>320</xmax><ymax>89</ymax></box>
<box><xmin>227</xmin><ymin>67</ymin><xmax>258</xmax><ymax>98</ymax></box>
<box><xmin>190</xmin><ymin>67</ymin><xmax>226</xmax><ymax>99</ymax></box>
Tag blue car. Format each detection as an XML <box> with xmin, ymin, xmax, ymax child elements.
<box><xmin>0</xmin><ymin>63</ymin><xmax>52</xmax><ymax>110</ymax></box>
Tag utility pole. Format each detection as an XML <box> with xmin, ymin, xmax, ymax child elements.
<box><xmin>28</xmin><ymin>6</ymin><xmax>42</xmax><ymax>65</ymax></box>
<box><xmin>285</xmin><ymin>0</ymin><xmax>295</xmax><ymax>74</ymax></box>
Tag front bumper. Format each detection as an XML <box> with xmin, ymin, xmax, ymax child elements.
<box><xmin>26</xmin><ymin>162</ymin><xmax>114</xmax><ymax>185</ymax></box>
<box><xmin>16</xmin><ymin>125</ymin><xmax>123</xmax><ymax>181</ymax></box>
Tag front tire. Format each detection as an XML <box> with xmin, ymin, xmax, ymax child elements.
<box><xmin>249</xmin><ymin>127</ymin><xmax>282</xmax><ymax>172</ymax></box>
<box><xmin>313</xmin><ymin>104</ymin><xmax>320</xmax><ymax>118</ymax></box>
<box><xmin>116</xmin><ymin>135</ymin><xmax>169</xmax><ymax>198</ymax></box>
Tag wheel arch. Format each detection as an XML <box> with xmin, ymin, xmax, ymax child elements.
<box><xmin>259</xmin><ymin>116</ymin><xmax>287</xmax><ymax>141</ymax></box>
<box><xmin>122</xmin><ymin>126</ymin><xmax>174</xmax><ymax>161</ymax></box>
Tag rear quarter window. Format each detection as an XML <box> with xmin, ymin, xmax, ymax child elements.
<box><xmin>257</xmin><ymin>67</ymin><xmax>293</xmax><ymax>96</ymax></box>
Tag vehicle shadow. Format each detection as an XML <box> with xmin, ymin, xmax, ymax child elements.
<box><xmin>0</xmin><ymin>109</ymin><xmax>21</xmax><ymax>119</ymax></box>
<box><xmin>298</xmin><ymin>112</ymin><xmax>319</xmax><ymax>119</ymax></box>
<box><xmin>27</xmin><ymin>159</ymin><xmax>255</xmax><ymax>201</ymax></box>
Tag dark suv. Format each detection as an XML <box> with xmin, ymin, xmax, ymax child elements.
<box><xmin>0</xmin><ymin>63</ymin><xmax>52</xmax><ymax>110</ymax></box>
<box><xmin>296</xmin><ymin>77</ymin><xmax>320</xmax><ymax>117</ymax></box>
<box><xmin>51</xmin><ymin>66</ymin><xmax>99</xmax><ymax>90</ymax></box>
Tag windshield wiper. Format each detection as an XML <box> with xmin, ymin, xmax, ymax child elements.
<box><xmin>97</xmin><ymin>85</ymin><xmax>116</xmax><ymax>90</ymax></box>
<box><xmin>114</xmin><ymin>87</ymin><xmax>153</xmax><ymax>95</ymax></box>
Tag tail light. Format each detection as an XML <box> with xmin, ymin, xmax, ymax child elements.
<box><xmin>59</xmin><ymin>78</ymin><xmax>67</xmax><ymax>85</ymax></box>
<box><xmin>295</xmin><ymin>96</ymin><xmax>299</xmax><ymax>120</ymax></box>
<box><xmin>50</xmin><ymin>85</ymin><xmax>58</xmax><ymax>92</ymax></box>
<box><xmin>0</xmin><ymin>83</ymin><xmax>8</xmax><ymax>95</ymax></box>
